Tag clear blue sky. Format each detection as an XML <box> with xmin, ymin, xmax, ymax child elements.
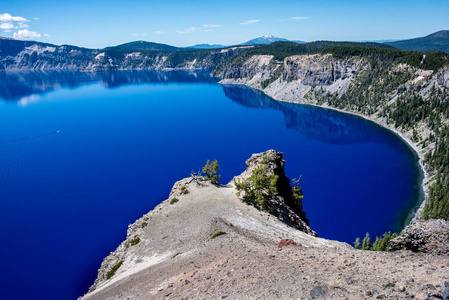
<box><xmin>1</xmin><ymin>0</ymin><xmax>448</xmax><ymax>48</ymax></box>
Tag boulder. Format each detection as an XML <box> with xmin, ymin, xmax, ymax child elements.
<box><xmin>389</xmin><ymin>219</ymin><xmax>449</xmax><ymax>255</ymax></box>
<box><xmin>278</xmin><ymin>239</ymin><xmax>297</xmax><ymax>248</ymax></box>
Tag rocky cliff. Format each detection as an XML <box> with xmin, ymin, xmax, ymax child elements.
<box><xmin>218</xmin><ymin>52</ymin><xmax>449</xmax><ymax>224</ymax></box>
<box><xmin>80</xmin><ymin>150</ymin><xmax>449</xmax><ymax>300</ymax></box>
<box><xmin>219</xmin><ymin>54</ymin><xmax>361</xmax><ymax>104</ymax></box>
<box><xmin>0</xmin><ymin>42</ymin><xmax>249</xmax><ymax>71</ymax></box>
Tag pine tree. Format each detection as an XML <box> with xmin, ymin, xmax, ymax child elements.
<box><xmin>202</xmin><ymin>159</ymin><xmax>222</xmax><ymax>184</ymax></box>
<box><xmin>361</xmin><ymin>233</ymin><xmax>372</xmax><ymax>250</ymax></box>
<box><xmin>353</xmin><ymin>237</ymin><xmax>361</xmax><ymax>249</ymax></box>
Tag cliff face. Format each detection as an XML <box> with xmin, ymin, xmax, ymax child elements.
<box><xmin>231</xmin><ymin>150</ymin><xmax>314</xmax><ymax>235</ymax></box>
<box><xmin>80</xmin><ymin>150</ymin><xmax>449</xmax><ymax>300</ymax></box>
<box><xmin>0</xmin><ymin>43</ymin><xmax>249</xmax><ymax>71</ymax></box>
<box><xmin>219</xmin><ymin>52</ymin><xmax>449</xmax><ymax>225</ymax></box>
<box><xmin>220</xmin><ymin>54</ymin><xmax>361</xmax><ymax>103</ymax></box>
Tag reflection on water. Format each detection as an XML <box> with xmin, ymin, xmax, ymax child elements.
<box><xmin>0</xmin><ymin>70</ymin><xmax>218</xmax><ymax>101</ymax></box>
<box><xmin>223</xmin><ymin>84</ymin><xmax>405</xmax><ymax>148</ymax></box>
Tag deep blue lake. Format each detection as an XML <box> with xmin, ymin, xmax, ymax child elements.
<box><xmin>0</xmin><ymin>70</ymin><xmax>421</xmax><ymax>300</ymax></box>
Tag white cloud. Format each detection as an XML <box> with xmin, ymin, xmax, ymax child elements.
<box><xmin>13</xmin><ymin>29</ymin><xmax>41</xmax><ymax>40</ymax></box>
<box><xmin>0</xmin><ymin>22</ymin><xmax>15</xmax><ymax>30</ymax></box>
<box><xmin>132</xmin><ymin>33</ymin><xmax>147</xmax><ymax>37</ymax></box>
<box><xmin>33</xmin><ymin>17</ymin><xmax>39</xmax><ymax>21</ymax></box>
<box><xmin>202</xmin><ymin>24</ymin><xmax>221</xmax><ymax>28</ymax></box>
<box><xmin>43</xmin><ymin>33</ymin><xmax>50</xmax><ymax>37</ymax></box>
<box><xmin>1</xmin><ymin>13</ymin><xmax>31</xmax><ymax>33</ymax></box>
<box><xmin>177</xmin><ymin>24</ymin><xmax>222</xmax><ymax>34</ymax></box>
<box><xmin>288</xmin><ymin>16</ymin><xmax>309</xmax><ymax>21</ymax></box>
<box><xmin>0</xmin><ymin>13</ymin><xmax>29</xmax><ymax>23</ymax></box>
<box><xmin>177</xmin><ymin>26</ymin><xmax>199</xmax><ymax>34</ymax></box>
<box><xmin>239</xmin><ymin>19</ymin><xmax>260</xmax><ymax>25</ymax></box>
<box><xmin>154</xmin><ymin>30</ymin><xmax>165</xmax><ymax>35</ymax></box>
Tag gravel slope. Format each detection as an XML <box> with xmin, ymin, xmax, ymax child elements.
<box><xmin>80</xmin><ymin>177</ymin><xmax>448</xmax><ymax>300</ymax></box>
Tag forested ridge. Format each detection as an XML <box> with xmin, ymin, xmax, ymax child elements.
<box><xmin>296</xmin><ymin>47</ymin><xmax>449</xmax><ymax>221</ymax></box>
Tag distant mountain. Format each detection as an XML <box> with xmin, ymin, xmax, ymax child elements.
<box><xmin>355</xmin><ymin>39</ymin><xmax>399</xmax><ymax>43</ymax></box>
<box><xmin>240</xmin><ymin>35</ymin><xmax>290</xmax><ymax>45</ymax></box>
<box><xmin>106</xmin><ymin>41</ymin><xmax>179</xmax><ymax>52</ymax></box>
<box><xmin>385</xmin><ymin>30</ymin><xmax>449</xmax><ymax>53</ymax></box>
<box><xmin>186</xmin><ymin>43</ymin><xmax>226</xmax><ymax>49</ymax></box>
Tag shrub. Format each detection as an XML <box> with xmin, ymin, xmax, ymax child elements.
<box><xmin>125</xmin><ymin>235</ymin><xmax>140</xmax><ymax>247</ymax></box>
<box><xmin>234</xmin><ymin>166</ymin><xmax>278</xmax><ymax>212</ymax></box>
<box><xmin>202</xmin><ymin>159</ymin><xmax>222</xmax><ymax>184</ymax></box>
<box><xmin>170</xmin><ymin>198</ymin><xmax>179</xmax><ymax>204</ymax></box>
<box><xmin>180</xmin><ymin>186</ymin><xmax>189</xmax><ymax>195</ymax></box>
<box><xmin>106</xmin><ymin>261</ymin><xmax>123</xmax><ymax>279</ymax></box>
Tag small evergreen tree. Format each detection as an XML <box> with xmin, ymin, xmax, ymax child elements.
<box><xmin>292</xmin><ymin>177</ymin><xmax>304</xmax><ymax>201</ymax></box>
<box><xmin>234</xmin><ymin>166</ymin><xmax>278</xmax><ymax>212</ymax></box>
<box><xmin>361</xmin><ymin>233</ymin><xmax>372</xmax><ymax>250</ymax></box>
<box><xmin>202</xmin><ymin>159</ymin><xmax>222</xmax><ymax>184</ymax></box>
<box><xmin>353</xmin><ymin>237</ymin><xmax>361</xmax><ymax>249</ymax></box>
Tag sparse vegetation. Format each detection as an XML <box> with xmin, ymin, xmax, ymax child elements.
<box><xmin>202</xmin><ymin>159</ymin><xmax>222</xmax><ymax>184</ymax></box>
<box><xmin>180</xmin><ymin>186</ymin><xmax>189</xmax><ymax>195</ymax></box>
<box><xmin>354</xmin><ymin>231</ymin><xmax>398</xmax><ymax>251</ymax></box>
<box><xmin>211</xmin><ymin>231</ymin><xmax>227</xmax><ymax>239</ymax></box>
<box><xmin>106</xmin><ymin>261</ymin><xmax>123</xmax><ymax>279</ymax></box>
<box><xmin>170</xmin><ymin>198</ymin><xmax>179</xmax><ymax>204</ymax></box>
<box><xmin>125</xmin><ymin>235</ymin><xmax>141</xmax><ymax>247</ymax></box>
<box><xmin>234</xmin><ymin>166</ymin><xmax>278</xmax><ymax>212</ymax></box>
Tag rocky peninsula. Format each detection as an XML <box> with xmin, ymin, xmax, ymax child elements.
<box><xmin>80</xmin><ymin>150</ymin><xmax>449</xmax><ymax>300</ymax></box>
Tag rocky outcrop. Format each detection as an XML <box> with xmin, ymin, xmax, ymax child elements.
<box><xmin>282</xmin><ymin>54</ymin><xmax>359</xmax><ymax>86</ymax></box>
<box><xmin>389</xmin><ymin>219</ymin><xmax>449</xmax><ymax>255</ymax></box>
<box><xmin>219</xmin><ymin>54</ymin><xmax>362</xmax><ymax>103</ymax></box>
<box><xmin>80</xmin><ymin>150</ymin><xmax>449</xmax><ymax>300</ymax></box>
<box><xmin>0</xmin><ymin>43</ymin><xmax>247</xmax><ymax>71</ymax></box>
<box><xmin>232</xmin><ymin>150</ymin><xmax>315</xmax><ymax>235</ymax></box>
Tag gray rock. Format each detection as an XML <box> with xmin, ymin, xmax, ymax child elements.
<box><xmin>389</xmin><ymin>219</ymin><xmax>449</xmax><ymax>255</ymax></box>
<box><xmin>232</xmin><ymin>150</ymin><xmax>316</xmax><ymax>236</ymax></box>
<box><xmin>423</xmin><ymin>284</ymin><xmax>436</xmax><ymax>290</ymax></box>
<box><xmin>443</xmin><ymin>281</ymin><xmax>449</xmax><ymax>300</ymax></box>
<box><xmin>310</xmin><ymin>286</ymin><xmax>329</xmax><ymax>299</ymax></box>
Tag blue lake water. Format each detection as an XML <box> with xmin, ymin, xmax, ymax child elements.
<box><xmin>0</xmin><ymin>70</ymin><xmax>421</xmax><ymax>300</ymax></box>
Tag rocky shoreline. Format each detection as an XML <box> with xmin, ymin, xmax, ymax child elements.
<box><xmin>220</xmin><ymin>80</ymin><xmax>430</xmax><ymax>223</ymax></box>
<box><xmin>218</xmin><ymin>53</ymin><xmax>449</xmax><ymax>224</ymax></box>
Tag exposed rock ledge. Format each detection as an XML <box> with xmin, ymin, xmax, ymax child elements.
<box><xmin>80</xmin><ymin>150</ymin><xmax>448</xmax><ymax>300</ymax></box>
<box><xmin>390</xmin><ymin>219</ymin><xmax>449</xmax><ymax>255</ymax></box>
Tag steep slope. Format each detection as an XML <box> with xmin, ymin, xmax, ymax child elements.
<box><xmin>218</xmin><ymin>49</ymin><xmax>449</xmax><ymax>222</ymax></box>
<box><xmin>386</xmin><ymin>30</ymin><xmax>449</xmax><ymax>53</ymax></box>
<box><xmin>80</xmin><ymin>150</ymin><xmax>449</xmax><ymax>300</ymax></box>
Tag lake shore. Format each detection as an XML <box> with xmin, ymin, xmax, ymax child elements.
<box><xmin>221</xmin><ymin>81</ymin><xmax>431</xmax><ymax>224</ymax></box>
<box><xmin>306</xmin><ymin>102</ymin><xmax>430</xmax><ymax>223</ymax></box>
